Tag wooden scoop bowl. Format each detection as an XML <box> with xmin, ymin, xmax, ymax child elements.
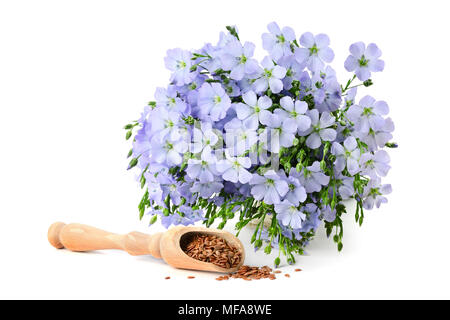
<box><xmin>48</xmin><ymin>222</ymin><xmax>245</xmax><ymax>273</ymax></box>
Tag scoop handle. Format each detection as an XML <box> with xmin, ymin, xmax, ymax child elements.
<box><xmin>48</xmin><ymin>222</ymin><xmax>162</xmax><ymax>258</ymax></box>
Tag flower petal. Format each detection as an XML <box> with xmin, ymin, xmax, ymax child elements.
<box><xmin>318</xmin><ymin>47</ymin><xmax>334</xmax><ymax>63</ymax></box>
<box><xmin>274</xmin><ymin>179</ymin><xmax>289</xmax><ymax>196</ymax></box>
<box><xmin>343</xmin><ymin>136</ymin><xmax>357</xmax><ymax>151</ymax></box>
<box><xmin>280</xmin><ymin>96</ymin><xmax>294</xmax><ymax>111</ymax></box>
<box><xmin>296</xmin><ymin>115</ymin><xmax>311</xmax><ymax>132</ymax></box>
<box><xmin>300</xmin><ymin>32</ymin><xmax>315</xmax><ymax>47</ymax></box>
<box><xmin>315</xmin><ymin>34</ymin><xmax>330</xmax><ymax>48</ymax></box>
<box><xmin>319</xmin><ymin>112</ymin><xmax>335</xmax><ymax>128</ymax></box>
<box><xmin>349</xmin><ymin>42</ymin><xmax>365</xmax><ymax>57</ymax></box>
<box><xmin>374</xmin><ymin>100</ymin><xmax>389</xmax><ymax>115</ymax></box>
<box><xmin>269</xmin><ymin>78</ymin><xmax>283</xmax><ymax>93</ymax></box>
<box><xmin>319</xmin><ymin>128</ymin><xmax>337</xmax><ymax>141</ymax></box>
<box><xmin>242</xmin><ymin>90</ymin><xmax>257</xmax><ymax>106</ymax></box>
<box><xmin>235</xmin><ymin>102</ymin><xmax>253</xmax><ymax>120</ymax></box>
<box><xmin>306</xmin><ymin>132</ymin><xmax>321</xmax><ymax>149</ymax></box>
<box><xmin>272</xmin><ymin>65</ymin><xmax>287</xmax><ymax>79</ymax></box>
<box><xmin>365</xmin><ymin>43</ymin><xmax>382</xmax><ymax>59</ymax></box>
<box><xmin>258</xmin><ymin>95</ymin><xmax>273</xmax><ymax>109</ymax></box>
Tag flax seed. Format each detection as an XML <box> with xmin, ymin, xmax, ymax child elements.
<box><xmin>188</xmin><ymin>276</ymin><xmax>195</xmax><ymax>279</ymax></box>
<box><xmin>295</xmin><ymin>268</ymin><xmax>302</xmax><ymax>272</ymax></box>
<box><xmin>182</xmin><ymin>234</ymin><xmax>242</xmax><ymax>269</ymax></box>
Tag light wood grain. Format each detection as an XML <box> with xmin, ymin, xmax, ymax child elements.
<box><xmin>48</xmin><ymin>222</ymin><xmax>245</xmax><ymax>272</ymax></box>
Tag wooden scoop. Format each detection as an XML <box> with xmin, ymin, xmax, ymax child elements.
<box><xmin>48</xmin><ymin>222</ymin><xmax>245</xmax><ymax>273</ymax></box>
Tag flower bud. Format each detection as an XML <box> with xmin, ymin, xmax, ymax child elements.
<box><xmin>127</xmin><ymin>158</ymin><xmax>138</xmax><ymax>170</ymax></box>
<box><xmin>126</xmin><ymin>130</ymin><xmax>132</xmax><ymax>140</ymax></box>
<box><xmin>149</xmin><ymin>215</ymin><xmax>157</xmax><ymax>225</ymax></box>
<box><xmin>363</xmin><ymin>79</ymin><xmax>373</xmax><ymax>87</ymax></box>
<box><xmin>274</xmin><ymin>257</ymin><xmax>281</xmax><ymax>267</ymax></box>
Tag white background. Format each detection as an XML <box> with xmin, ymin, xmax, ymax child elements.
<box><xmin>1</xmin><ymin>0</ymin><xmax>449</xmax><ymax>299</ymax></box>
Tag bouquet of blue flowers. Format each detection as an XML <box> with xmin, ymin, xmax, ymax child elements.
<box><xmin>125</xmin><ymin>23</ymin><xmax>396</xmax><ymax>265</ymax></box>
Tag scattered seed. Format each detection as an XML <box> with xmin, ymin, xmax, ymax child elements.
<box><xmin>165</xmin><ymin>276</ymin><xmax>170</xmax><ymax>280</ymax></box>
<box><xmin>284</xmin><ymin>274</ymin><xmax>290</xmax><ymax>278</ymax></box>
<box><xmin>295</xmin><ymin>268</ymin><xmax>302</xmax><ymax>272</ymax></box>
<box><xmin>274</xmin><ymin>270</ymin><xmax>282</xmax><ymax>274</ymax></box>
<box><xmin>188</xmin><ymin>276</ymin><xmax>195</xmax><ymax>279</ymax></box>
<box><xmin>232</xmin><ymin>265</ymin><xmax>276</xmax><ymax>280</ymax></box>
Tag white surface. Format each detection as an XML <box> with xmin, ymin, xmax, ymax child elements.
<box><xmin>1</xmin><ymin>0</ymin><xmax>449</xmax><ymax>299</ymax></box>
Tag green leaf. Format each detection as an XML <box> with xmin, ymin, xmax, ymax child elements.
<box><xmin>207</xmin><ymin>217</ymin><xmax>214</xmax><ymax>227</ymax></box>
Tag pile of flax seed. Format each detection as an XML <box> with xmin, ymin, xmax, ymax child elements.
<box><xmin>183</xmin><ymin>234</ymin><xmax>242</xmax><ymax>269</ymax></box>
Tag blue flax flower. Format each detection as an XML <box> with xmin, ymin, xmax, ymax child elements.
<box><xmin>221</xmin><ymin>40</ymin><xmax>260</xmax><ymax>80</ymax></box>
<box><xmin>275</xmin><ymin>96</ymin><xmax>311</xmax><ymax>132</ymax></box>
<box><xmin>282</xmin><ymin>168</ymin><xmax>307</xmax><ymax>206</ymax></box>
<box><xmin>260</xmin><ymin>113</ymin><xmax>297</xmax><ymax>153</ymax></box>
<box><xmin>262</xmin><ymin>22</ymin><xmax>296</xmax><ymax>61</ymax></box>
<box><xmin>154</xmin><ymin>86</ymin><xmax>187</xmax><ymax>113</ymax></box>
<box><xmin>249</xmin><ymin>170</ymin><xmax>289</xmax><ymax>205</ymax></box>
<box><xmin>253</xmin><ymin>56</ymin><xmax>286</xmax><ymax>94</ymax></box>
<box><xmin>347</xmin><ymin>95</ymin><xmax>389</xmax><ymax>134</ymax></box>
<box><xmin>344</xmin><ymin>42</ymin><xmax>384</xmax><ymax>81</ymax></box>
<box><xmin>301</xmin><ymin>110</ymin><xmax>337</xmax><ymax>149</ymax></box>
<box><xmin>197</xmin><ymin>83</ymin><xmax>231</xmax><ymax>121</ymax></box>
<box><xmin>275</xmin><ymin>200</ymin><xmax>306</xmax><ymax>229</ymax></box>
<box><xmin>235</xmin><ymin>90</ymin><xmax>272</xmax><ymax>129</ymax></box>
<box><xmin>164</xmin><ymin>48</ymin><xmax>195</xmax><ymax>86</ymax></box>
<box><xmin>299</xmin><ymin>161</ymin><xmax>330</xmax><ymax>193</ymax></box>
<box><xmin>216</xmin><ymin>152</ymin><xmax>253</xmax><ymax>184</ymax></box>
<box><xmin>295</xmin><ymin>32</ymin><xmax>334</xmax><ymax>72</ymax></box>
<box><xmin>362</xmin><ymin>177</ymin><xmax>392</xmax><ymax>210</ymax></box>
<box><xmin>223</xmin><ymin>118</ymin><xmax>258</xmax><ymax>156</ymax></box>
<box><xmin>186</xmin><ymin>147</ymin><xmax>218</xmax><ymax>183</ymax></box>
<box><xmin>359</xmin><ymin>150</ymin><xmax>391</xmax><ymax>179</ymax></box>
<box><xmin>331</xmin><ymin>136</ymin><xmax>361</xmax><ymax>175</ymax></box>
